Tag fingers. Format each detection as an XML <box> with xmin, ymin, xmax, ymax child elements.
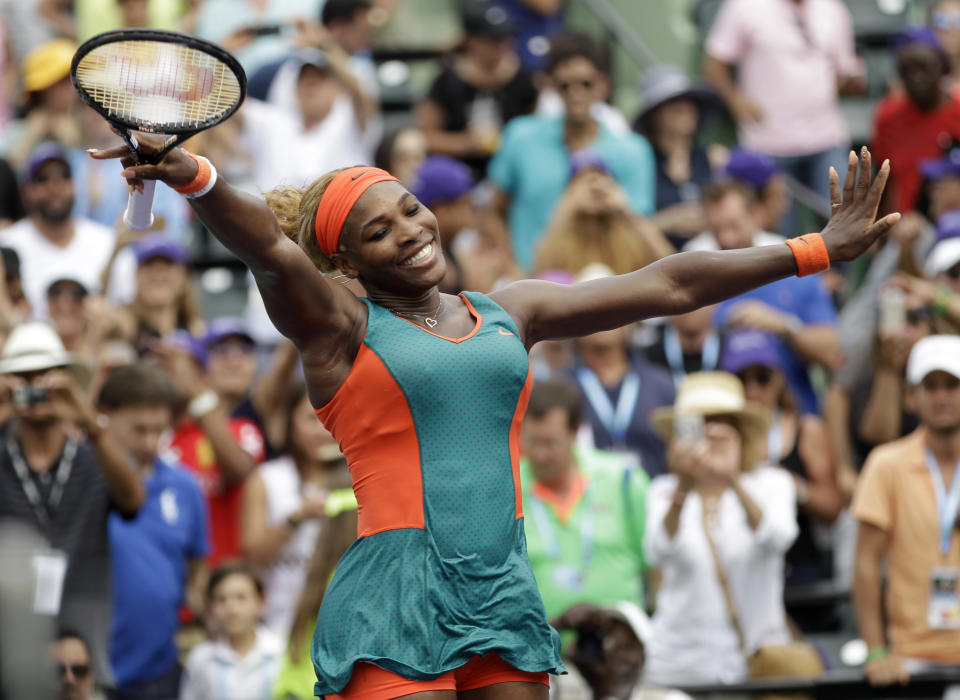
<box><xmin>88</xmin><ymin>145</ymin><xmax>132</xmax><ymax>160</ymax></box>
<box><xmin>855</xmin><ymin>146</ymin><xmax>872</xmax><ymax>199</ymax></box>
<box><xmin>842</xmin><ymin>150</ymin><xmax>858</xmax><ymax>205</ymax></box>
<box><xmin>828</xmin><ymin>167</ymin><xmax>841</xmax><ymax>209</ymax></box>
<box><xmin>865</xmin><ymin>159</ymin><xmax>891</xmax><ymax>214</ymax></box>
<box><xmin>865</xmin><ymin>212</ymin><xmax>902</xmax><ymax>241</ymax></box>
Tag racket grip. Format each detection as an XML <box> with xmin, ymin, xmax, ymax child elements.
<box><xmin>123</xmin><ymin>180</ymin><xmax>156</xmax><ymax>231</ymax></box>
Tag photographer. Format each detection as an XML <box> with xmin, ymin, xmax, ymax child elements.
<box><xmin>0</xmin><ymin>322</ymin><xmax>144</xmax><ymax>688</ymax></box>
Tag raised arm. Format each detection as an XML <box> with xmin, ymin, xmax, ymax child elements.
<box><xmin>494</xmin><ymin>149</ymin><xmax>899</xmax><ymax>347</ymax></box>
<box><xmin>88</xmin><ymin>142</ymin><xmax>363</xmax><ymax>352</ymax></box>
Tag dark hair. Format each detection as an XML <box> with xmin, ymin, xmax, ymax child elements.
<box><xmin>0</xmin><ymin>247</ymin><xmax>20</xmax><ymax>281</ymax></box>
<box><xmin>700</xmin><ymin>179</ymin><xmax>757</xmax><ymax>209</ymax></box>
<box><xmin>546</xmin><ymin>32</ymin><xmax>609</xmax><ymax>75</ymax></box>
<box><xmin>96</xmin><ymin>363</ymin><xmax>178</xmax><ymax>413</ymax></box>
<box><xmin>322</xmin><ymin>0</ymin><xmax>372</xmax><ymax>26</ymax></box>
<box><xmin>526</xmin><ymin>379</ymin><xmax>582</xmax><ymax>431</ymax></box>
<box><xmin>206</xmin><ymin>560</ymin><xmax>264</xmax><ymax>601</ymax></box>
<box><xmin>56</xmin><ymin>627</ymin><xmax>89</xmax><ymax>648</ymax></box>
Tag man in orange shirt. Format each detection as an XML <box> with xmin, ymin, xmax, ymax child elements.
<box><xmin>853</xmin><ymin>334</ymin><xmax>960</xmax><ymax>686</ymax></box>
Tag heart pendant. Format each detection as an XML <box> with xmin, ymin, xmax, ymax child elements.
<box><xmin>425</xmin><ymin>317</ymin><xmax>438</xmax><ymax>328</ymax></box>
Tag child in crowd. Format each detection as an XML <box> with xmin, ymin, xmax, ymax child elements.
<box><xmin>179</xmin><ymin>562</ymin><xmax>283</xmax><ymax>700</ymax></box>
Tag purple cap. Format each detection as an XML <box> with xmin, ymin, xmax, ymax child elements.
<box><xmin>721</xmin><ymin>148</ymin><xmax>779</xmax><ymax>191</ymax></box>
<box><xmin>163</xmin><ymin>329</ymin><xmax>205</xmax><ymax>365</ymax></box>
<box><xmin>720</xmin><ymin>329</ymin><xmax>783</xmax><ymax>374</ymax></box>
<box><xmin>24</xmin><ymin>141</ymin><xmax>71</xmax><ymax>182</ymax></box>
<box><xmin>202</xmin><ymin>317</ymin><xmax>254</xmax><ymax>350</ymax></box>
<box><xmin>921</xmin><ymin>148</ymin><xmax>960</xmax><ymax>181</ymax></box>
<box><xmin>891</xmin><ymin>25</ymin><xmax>947</xmax><ymax>58</ymax></box>
<box><xmin>937</xmin><ymin>209</ymin><xmax>960</xmax><ymax>241</ymax></box>
<box><xmin>569</xmin><ymin>149</ymin><xmax>610</xmax><ymax>179</ymax></box>
<box><xmin>411</xmin><ymin>156</ymin><xmax>475</xmax><ymax>208</ymax></box>
<box><xmin>134</xmin><ymin>234</ymin><xmax>188</xmax><ymax>266</ymax></box>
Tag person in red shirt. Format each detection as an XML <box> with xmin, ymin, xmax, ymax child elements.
<box><xmin>873</xmin><ymin>26</ymin><xmax>960</xmax><ymax>214</ymax></box>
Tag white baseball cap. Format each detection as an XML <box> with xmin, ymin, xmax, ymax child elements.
<box><xmin>907</xmin><ymin>335</ymin><xmax>960</xmax><ymax>385</ymax></box>
<box><xmin>924</xmin><ymin>238</ymin><xmax>960</xmax><ymax>278</ymax></box>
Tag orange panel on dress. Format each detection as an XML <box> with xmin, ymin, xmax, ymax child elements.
<box><xmin>508</xmin><ymin>368</ymin><xmax>533</xmax><ymax>520</ymax></box>
<box><xmin>315</xmin><ymin>344</ymin><xmax>425</xmax><ymax>536</ymax></box>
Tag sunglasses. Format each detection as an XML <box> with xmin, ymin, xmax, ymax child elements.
<box><xmin>47</xmin><ymin>284</ymin><xmax>86</xmax><ymax>301</ymax></box>
<box><xmin>58</xmin><ymin>664</ymin><xmax>90</xmax><ymax>680</ymax></box>
<box><xmin>933</xmin><ymin>11</ymin><xmax>960</xmax><ymax>29</ymax></box>
<box><xmin>737</xmin><ymin>367</ymin><xmax>774</xmax><ymax>386</ymax></box>
<box><xmin>557</xmin><ymin>78</ymin><xmax>596</xmax><ymax>93</ymax></box>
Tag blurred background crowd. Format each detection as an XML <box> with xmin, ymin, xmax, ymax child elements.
<box><xmin>3</xmin><ymin>0</ymin><xmax>960</xmax><ymax>698</ymax></box>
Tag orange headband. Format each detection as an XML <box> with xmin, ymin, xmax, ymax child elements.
<box><xmin>314</xmin><ymin>167</ymin><xmax>400</xmax><ymax>257</ymax></box>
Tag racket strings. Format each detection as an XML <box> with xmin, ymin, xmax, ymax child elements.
<box><xmin>74</xmin><ymin>40</ymin><xmax>242</xmax><ymax>131</ymax></box>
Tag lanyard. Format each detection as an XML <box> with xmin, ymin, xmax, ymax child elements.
<box><xmin>576</xmin><ymin>367</ymin><xmax>640</xmax><ymax>446</ymax></box>
<box><xmin>529</xmin><ymin>492</ymin><xmax>594</xmax><ymax>567</ymax></box>
<box><xmin>663</xmin><ymin>326</ymin><xmax>720</xmax><ymax>388</ymax></box>
<box><xmin>6</xmin><ymin>431</ymin><xmax>78</xmax><ymax>533</ymax></box>
<box><xmin>925</xmin><ymin>449</ymin><xmax>960</xmax><ymax>557</ymax></box>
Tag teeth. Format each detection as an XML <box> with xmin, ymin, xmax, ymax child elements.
<box><xmin>402</xmin><ymin>244</ymin><xmax>432</xmax><ymax>266</ymax></box>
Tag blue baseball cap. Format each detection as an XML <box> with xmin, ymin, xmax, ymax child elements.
<box><xmin>411</xmin><ymin>156</ymin><xmax>475</xmax><ymax>208</ymax></box>
<box><xmin>24</xmin><ymin>141</ymin><xmax>71</xmax><ymax>182</ymax></box>
<box><xmin>720</xmin><ymin>329</ymin><xmax>783</xmax><ymax>374</ymax></box>
<box><xmin>134</xmin><ymin>234</ymin><xmax>188</xmax><ymax>266</ymax></box>
<box><xmin>202</xmin><ymin>317</ymin><xmax>254</xmax><ymax>350</ymax></box>
<box><xmin>937</xmin><ymin>209</ymin><xmax>960</xmax><ymax>242</ymax></box>
<box><xmin>891</xmin><ymin>25</ymin><xmax>947</xmax><ymax>58</ymax></box>
<box><xmin>720</xmin><ymin>148</ymin><xmax>779</xmax><ymax>191</ymax></box>
<box><xmin>569</xmin><ymin>149</ymin><xmax>610</xmax><ymax>179</ymax></box>
<box><xmin>921</xmin><ymin>147</ymin><xmax>960</xmax><ymax>181</ymax></box>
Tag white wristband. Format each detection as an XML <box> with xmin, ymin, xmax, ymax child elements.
<box><xmin>183</xmin><ymin>156</ymin><xmax>218</xmax><ymax>199</ymax></box>
<box><xmin>187</xmin><ymin>389</ymin><xmax>219</xmax><ymax>418</ymax></box>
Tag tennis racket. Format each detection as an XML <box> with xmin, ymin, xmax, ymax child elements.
<box><xmin>71</xmin><ymin>29</ymin><xmax>246</xmax><ymax>230</ymax></box>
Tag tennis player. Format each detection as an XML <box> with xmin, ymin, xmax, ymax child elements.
<box><xmin>90</xmin><ymin>140</ymin><xmax>897</xmax><ymax>700</ymax></box>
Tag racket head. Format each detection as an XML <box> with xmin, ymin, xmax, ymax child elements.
<box><xmin>70</xmin><ymin>29</ymin><xmax>246</xmax><ymax>138</ymax></box>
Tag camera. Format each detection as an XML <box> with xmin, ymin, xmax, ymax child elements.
<box><xmin>12</xmin><ymin>386</ymin><xmax>49</xmax><ymax>410</ymax></box>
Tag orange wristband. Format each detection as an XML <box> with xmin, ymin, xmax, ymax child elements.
<box><xmin>172</xmin><ymin>152</ymin><xmax>212</xmax><ymax>195</ymax></box>
<box><xmin>784</xmin><ymin>233</ymin><xmax>830</xmax><ymax>277</ymax></box>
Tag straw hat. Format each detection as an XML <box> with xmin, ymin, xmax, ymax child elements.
<box><xmin>651</xmin><ymin>371</ymin><xmax>770</xmax><ymax>471</ymax></box>
<box><xmin>0</xmin><ymin>322</ymin><xmax>91</xmax><ymax>387</ymax></box>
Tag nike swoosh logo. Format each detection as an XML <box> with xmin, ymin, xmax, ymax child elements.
<box><xmin>498</xmin><ymin>328</ymin><xmax>514</xmax><ymax>336</ymax></box>
<box><xmin>351</xmin><ymin>171</ymin><xmax>367</xmax><ymax>181</ymax></box>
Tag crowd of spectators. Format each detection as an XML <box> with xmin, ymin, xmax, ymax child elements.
<box><xmin>3</xmin><ymin>0</ymin><xmax>960</xmax><ymax>698</ymax></box>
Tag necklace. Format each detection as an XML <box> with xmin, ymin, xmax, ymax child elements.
<box><xmin>392</xmin><ymin>297</ymin><xmax>444</xmax><ymax>328</ymax></box>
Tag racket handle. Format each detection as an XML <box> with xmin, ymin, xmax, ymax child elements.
<box><xmin>123</xmin><ymin>180</ymin><xmax>156</xmax><ymax>231</ymax></box>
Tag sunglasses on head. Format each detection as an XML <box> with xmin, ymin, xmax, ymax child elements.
<box><xmin>58</xmin><ymin>664</ymin><xmax>90</xmax><ymax>680</ymax></box>
<box><xmin>557</xmin><ymin>78</ymin><xmax>595</xmax><ymax>93</ymax></box>
<box><xmin>737</xmin><ymin>367</ymin><xmax>774</xmax><ymax>386</ymax></box>
<box><xmin>933</xmin><ymin>10</ymin><xmax>960</xmax><ymax>29</ymax></box>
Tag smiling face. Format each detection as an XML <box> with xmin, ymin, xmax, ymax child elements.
<box><xmin>332</xmin><ymin>181</ymin><xmax>446</xmax><ymax>294</ymax></box>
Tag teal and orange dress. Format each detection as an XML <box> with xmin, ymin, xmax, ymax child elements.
<box><xmin>311</xmin><ymin>291</ymin><xmax>565</xmax><ymax>696</ymax></box>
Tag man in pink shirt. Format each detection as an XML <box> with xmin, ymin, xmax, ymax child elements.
<box><xmin>704</xmin><ymin>0</ymin><xmax>860</xmax><ymax>234</ymax></box>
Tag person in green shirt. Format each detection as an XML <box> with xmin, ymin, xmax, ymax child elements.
<box><xmin>520</xmin><ymin>379</ymin><xmax>651</xmax><ymax>620</ymax></box>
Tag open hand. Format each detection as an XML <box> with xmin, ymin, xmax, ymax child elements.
<box><xmin>822</xmin><ymin>147</ymin><xmax>900</xmax><ymax>263</ymax></box>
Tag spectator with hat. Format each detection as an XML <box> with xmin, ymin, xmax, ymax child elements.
<box><xmin>0</xmin><ymin>143</ymin><xmax>118</xmax><ymax>321</ymax></box>
<box><xmin>485</xmin><ymin>31</ymin><xmax>656</xmax><ymax>272</ymax></box>
<box><xmin>643</xmin><ymin>371</ymin><xmax>800</xmax><ymax>686</ymax></box>
<box><xmin>720</xmin><ymin>148</ymin><xmax>790</xmax><ymax>236</ymax></box>
<box><xmin>921</xmin><ymin>148</ymin><xmax>960</xmax><ymax>224</ymax></box>
<box><xmin>704</xmin><ymin>0</ymin><xmax>857</xmax><ymax>230</ymax></box>
<box><xmin>45</xmin><ymin>276</ymin><xmax>96</xmax><ymax>361</ymax></box>
<box><xmin>872</xmin><ymin>26</ymin><xmax>960</xmax><ymax>215</ymax></box>
<box><xmin>416</xmin><ymin>0</ymin><xmax>538</xmax><ymax>179</ymax></box>
<box><xmin>534</xmin><ymin>149</ymin><xmax>673</xmax><ymax>278</ymax></box>
<box><xmin>5</xmin><ymin>38</ymin><xmax>82</xmax><ymax>169</ymax></box>
<box><xmin>99</xmin><ymin>364</ymin><xmax>208</xmax><ymax>700</ymax></box>
<box><xmin>634</xmin><ymin>64</ymin><xmax>722</xmax><ymax>246</ymax></box>
<box><xmin>0</xmin><ymin>322</ymin><xmax>144</xmax><ymax>687</ymax></box>
<box><xmin>721</xmin><ymin>329</ymin><xmax>842</xmax><ymax>598</ymax></box>
<box><xmin>853</xmin><ymin>335</ymin><xmax>960</xmax><ymax>686</ymax></box>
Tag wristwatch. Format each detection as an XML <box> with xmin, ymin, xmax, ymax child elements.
<box><xmin>187</xmin><ymin>390</ymin><xmax>219</xmax><ymax>418</ymax></box>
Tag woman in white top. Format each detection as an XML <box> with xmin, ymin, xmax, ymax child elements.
<box><xmin>643</xmin><ymin>372</ymin><xmax>798</xmax><ymax>686</ymax></box>
<box><xmin>240</xmin><ymin>385</ymin><xmax>347</xmax><ymax>638</ymax></box>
